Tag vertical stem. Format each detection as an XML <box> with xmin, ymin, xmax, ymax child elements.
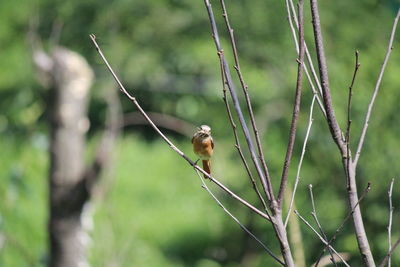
<box><xmin>219</xmin><ymin>0</ymin><xmax>272</xmax><ymax>184</ymax></box>
<box><xmin>219</xmin><ymin>53</ymin><xmax>269</xmax><ymax>212</ymax></box>
<box><xmin>203</xmin><ymin>0</ymin><xmax>274</xmax><ymax>202</ymax></box>
<box><xmin>285</xmin><ymin>186</ymin><xmax>306</xmax><ymax>267</ymax></box>
<box><xmin>345</xmin><ymin>50</ymin><xmax>360</xmax><ymax>187</ymax></box>
<box><xmin>309</xmin><ymin>0</ymin><xmax>345</xmax><ymax>153</ymax></box>
<box><xmin>285</xmin><ymin>0</ymin><xmax>326</xmax><ymax>117</ymax></box>
<box><xmin>272</xmin><ymin>211</ymin><xmax>296</xmax><ymax>267</ymax></box>
<box><xmin>285</xmin><ymin>95</ymin><xmax>316</xmax><ymax>227</ymax></box>
<box><xmin>309</xmin><ymin>1</ymin><xmax>375</xmax><ymax>265</ymax></box>
<box><xmin>345</xmin><ymin>162</ymin><xmax>375</xmax><ymax>266</ymax></box>
<box><xmin>379</xmin><ymin>236</ymin><xmax>400</xmax><ymax>267</ymax></box>
<box><xmin>277</xmin><ymin>0</ymin><xmax>305</xmax><ymax>208</ymax></box>
<box><xmin>387</xmin><ymin>179</ymin><xmax>394</xmax><ymax>267</ymax></box>
<box><xmin>314</xmin><ymin>182</ymin><xmax>371</xmax><ymax>266</ymax></box>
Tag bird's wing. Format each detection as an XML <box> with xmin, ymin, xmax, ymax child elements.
<box><xmin>211</xmin><ymin>137</ymin><xmax>214</xmax><ymax>149</ymax></box>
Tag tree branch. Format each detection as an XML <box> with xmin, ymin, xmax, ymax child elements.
<box><xmin>353</xmin><ymin>9</ymin><xmax>400</xmax><ymax>166</ymax></box>
<box><xmin>219</xmin><ymin>0</ymin><xmax>272</xmax><ymax>186</ymax></box>
<box><xmin>379</xmin><ymin>236</ymin><xmax>400</xmax><ymax>267</ymax></box>
<box><xmin>123</xmin><ymin>111</ymin><xmax>195</xmax><ymax>138</ymax></box>
<box><xmin>386</xmin><ymin>178</ymin><xmax>395</xmax><ymax>267</ymax></box>
<box><xmin>89</xmin><ymin>34</ymin><xmax>271</xmax><ymax>222</ymax></box>
<box><xmin>195</xmin><ymin>170</ymin><xmax>283</xmax><ymax>265</ymax></box>
<box><xmin>278</xmin><ymin>0</ymin><xmax>305</xmax><ymax>208</ymax></box>
<box><xmin>218</xmin><ymin>53</ymin><xmax>269</xmax><ymax>212</ymax></box>
<box><xmin>310</xmin><ymin>0</ymin><xmax>345</xmax><ymax>153</ymax></box>
<box><xmin>310</xmin><ymin>1</ymin><xmax>375</xmax><ymax>264</ymax></box>
<box><xmin>285</xmin><ymin>0</ymin><xmax>326</xmax><ymax>118</ymax></box>
<box><xmin>309</xmin><ymin>185</ymin><xmax>337</xmax><ymax>267</ymax></box>
<box><xmin>285</xmin><ymin>95</ymin><xmax>316</xmax><ymax>227</ymax></box>
<box><xmin>314</xmin><ymin>182</ymin><xmax>371</xmax><ymax>267</ymax></box>
<box><xmin>294</xmin><ymin>210</ymin><xmax>350</xmax><ymax>267</ymax></box>
<box><xmin>203</xmin><ymin>0</ymin><xmax>274</xmax><ymax>203</ymax></box>
<box><xmin>204</xmin><ymin>2</ymin><xmax>295</xmax><ymax>265</ymax></box>
<box><xmin>345</xmin><ymin>50</ymin><xmax>360</xmax><ymax>186</ymax></box>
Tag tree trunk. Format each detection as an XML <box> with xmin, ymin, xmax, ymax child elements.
<box><xmin>48</xmin><ymin>48</ymin><xmax>93</xmax><ymax>267</ymax></box>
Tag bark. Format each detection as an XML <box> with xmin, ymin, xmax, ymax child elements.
<box><xmin>47</xmin><ymin>48</ymin><xmax>94</xmax><ymax>267</ymax></box>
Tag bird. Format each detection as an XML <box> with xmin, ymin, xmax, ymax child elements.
<box><xmin>192</xmin><ymin>125</ymin><xmax>214</xmax><ymax>178</ymax></box>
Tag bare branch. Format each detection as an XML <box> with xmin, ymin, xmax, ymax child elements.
<box><xmin>285</xmin><ymin>95</ymin><xmax>316</xmax><ymax>227</ymax></box>
<box><xmin>379</xmin><ymin>236</ymin><xmax>400</xmax><ymax>267</ymax></box>
<box><xmin>123</xmin><ymin>111</ymin><xmax>195</xmax><ymax>138</ymax></box>
<box><xmin>310</xmin><ymin>1</ymin><xmax>376</xmax><ymax>264</ymax></box>
<box><xmin>387</xmin><ymin>178</ymin><xmax>395</xmax><ymax>267</ymax></box>
<box><xmin>203</xmin><ymin>0</ymin><xmax>274</xmax><ymax>202</ymax></box>
<box><xmin>314</xmin><ymin>182</ymin><xmax>371</xmax><ymax>267</ymax></box>
<box><xmin>310</xmin><ymin>0</ymin><xmax>345</xmax><ymax>153</ymax></box>
<box><xmin>309</xmin><ymin>185</ymin><xmax>337</xmax><ymax>267</ymax></box>
<box><xmin>288</xmin><ymin>0</ymin><xmax>324</xmax><ymax>99</ymax></box>
<box><xmin>354</xmin><ymin>9</ymin><xmax>400</xmax><ymax>166</ymax></box>
<box><xmin>218</xmin><ymin>55</ymin><xmax>269</xmax><ymax>212</ymax></box>
<box><xmin>345</xmin><ymin>50</ymin><xmax>360</xmax><ymax>185</ymax></box>
<box><xmin>195</xmin><ymin>170</ymin><xmax>284</xmax><ymax>265</ymax></box>
<box><xmin>285</xmin><ymin>0</ymin><xmax>326</xmax><ymax>117</ymax></box>
<box><xmin>345</xmin><ymin>50</ymin><xmax>361</xmax><ymax>146</ymax></box>
<box><xmin>89</xmin><ymin>34</ymin><xmax>271</xmax><ymax>222</ymax></box>
<box><xmin>204</xmin><ymin>3</ymin><xmax>296</xmax><ymax>265</ymax></box>
<box><xmin>313</xmin><ymin>254</ymin><xmax>351</xmax><ymax>267</ymax></box>
<box><xmin>294</xmin><ymin>210</ymin><xmax>350</xmax><ymax>267</ymax></box>
<box><xmin>278</xmin><ymin>0</ymin><xmax>305</xmax><ymax>207</ymax></box>
<box><xmin>219</xmin><ymin>0</ymin><xmax>272</xmax><ymax>186</ymax></box>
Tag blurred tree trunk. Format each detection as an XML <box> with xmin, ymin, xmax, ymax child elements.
<box><xmin>47</xmin><ymin>48</ymin><xmax>93</xmax><ymax>267</ymax></box>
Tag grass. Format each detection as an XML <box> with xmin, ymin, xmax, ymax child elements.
<box><xmin>0</xmin><ymin>133</ymin><xmax>280</xmax><ymax>266</ymax></box>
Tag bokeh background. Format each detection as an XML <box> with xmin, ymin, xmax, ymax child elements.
<box><xmin>1</xmin><ymin>0</ymin><xmax>400</xmax><ymax>266</ymax></box>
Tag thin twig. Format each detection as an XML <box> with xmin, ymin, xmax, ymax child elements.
<box><xmin>387</xmin><ymin>178</ymin><xmax>395</xmax><ymax>267</ymax></box>
<box><xmin>345</xmin><ymin>50</ymin><xmax>360</xmax><ymax>186</ymax></box>
<box><xmin>123</xmin><ymin>111</ymin><xmax>195</xmax><ymax>137</ymax></box>
<box><xmin>219</xmin><ymin>0</ymin><xmax>272</xmax><ymax>186</ymax></box>
<box><xmin>89</xmin><ymin>34</ymin><xmax>271</xmax><ymax>222</ymax></box>
<box><xmin>309</xmin><ymin>185</ymin><xmax>337</xmax><ymax>267</ymax></box>
<box><xmin>294</xmin><ymin>210</ymin><xmax>350</xmax><ymax>267</ymax></box>
<box><xmin>194</xmin><ymin>170</ymin><xmax>284</xmax><ymax>266</ymax></box>
<box><xmin>204</xmin><ymin>0</ymin><xmax>274</xmax><ymax>202</ymax></box>
<box><xmin>218</xmin><ymin>51</ymin><xmax>269</xmax><ymax>212</ymax></box>
<box><xmin>314</xmin><ymin>182</ymin><xmax>371</xmax><ymax>267</ymax></box>
<box><xmin>354</xmin><ymin>9</ymin><xmax>400</xmax><ymax>166</ymax></box>
<box><xmin>285</xmin><ymin>94</ymin><xmax>316</xmax><ymax>227</ymax></box>
<box><xmin>285</xmin><ymin>0</ymin><xmax>326</xmax><ymax>117</ymax></box>
<box><xmin>288</xmin><ymin>0</ymin><xmax>324</xmax><ymax>98</ymax></box>
<box><xmin>278</xmin><ymin>0</ymin><xmax>305</xmax><ymax>208</ymax></box>
<box><xmin>379</xmin><ymin>236</ymin><xmax>400</xmax><ymax>267</ymax></box>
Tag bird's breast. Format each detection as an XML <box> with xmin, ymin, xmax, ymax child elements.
<box><xmin>193</xmin><ymin>136</ymin><xmax>213</xmax><ymax>159</ymax></box>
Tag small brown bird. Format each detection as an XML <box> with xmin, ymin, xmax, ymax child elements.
<box><xmin>192</xmin><ymin>125</ymin><xmax>214</xmax><ymax>178</ymax></box>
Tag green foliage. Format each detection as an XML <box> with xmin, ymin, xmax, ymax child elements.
<box><xmin>0</xmin><ymin>136</ymin><xmax>47</xmax><ymax>266</ymax></box>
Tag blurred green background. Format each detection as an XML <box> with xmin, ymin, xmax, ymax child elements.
<box><xmin>1</xmin><ymin>0</ymin><xmax>400</xmax><ymax>266</ymax></box>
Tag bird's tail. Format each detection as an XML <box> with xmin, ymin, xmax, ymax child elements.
<box><xmin>202</xmin><ymin>160</ymin><xmax>211</xmax><ymax>179</ymax></box>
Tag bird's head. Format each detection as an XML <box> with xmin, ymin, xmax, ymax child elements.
<box><xmin>197</xmin><ymin>125</ymin><xmax>211</xmax><ymax>137</ymax></box>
